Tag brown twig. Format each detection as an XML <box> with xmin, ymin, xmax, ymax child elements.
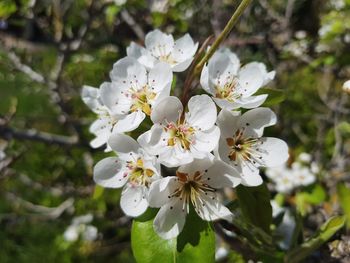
<box><xmin>0</xmin><ymin>125</ymin><xmax>78</xmax><ymax>146</ymax></box>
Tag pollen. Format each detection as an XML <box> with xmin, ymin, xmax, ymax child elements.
<box><xmin>129</xmin><ymin>85</ymin><xmax>157</xmax><ymax>116</ymax></box>
<box><xmin>215</xmin><ymin>77</ymin><xmax>242</xmax><ymax>102</ymax></box>
<box><xmin>226</xmin><ymin>129</ymin><xmax>262</xmax><ymax>165</ymax></box>
<box><xmin>165</xmin><ymin>120</ymin><xmax>195</xmax><ymax>150</ymax></box>
<box><xmin>169</xmin><ymin>171</ymin><xmax>216</xmax><ymax>213</ymax></box>
<box><xmin>127</xmin><ymin>158</ymin><xmax>155</xmax><ymax>187</ymax></box>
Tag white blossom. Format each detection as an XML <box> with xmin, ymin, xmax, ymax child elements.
<box><xmin>298</xmin><ymin>152</ymin><xmax>311</xmax><ymax>163</ymax></box>
<box><xmin>108</xmin><ymin>57</ymin><xmax>173</xmax><ymax>130</ymax></box>
<box><xmin>200</xmin><ymin>49</ymin><xmax>275</xmax><ymax>110</ymax></box>
<box><xmin>266</xmin><ymin>166</ymin><xmax>295</xmax><ymax>194</ymax></box>
<box><xmin>63</xmin><ymin>214</ymin><xmax>98</xmax><ymax>242</ymax></box>
<box><xmin>266</xmin><ymin>154</ymin><xmax>317</xmax><ymax>194</ymax></box>
<box><xmin>291</xmin><ymin>163</ymin><xmax>316</xmax><ymax>187</ymax></box>
<box><xmin>148</xmin><ymin>158</ymin><xmax>240</xmax><ymax>239</ymax></box>
<box><xmin>82</xmin><ymin>84</ymin><xmax>137</xmax><ymax>150</ymax></box>
<box><xmin>94</xmin><ymin>133</ymin><xmax>161</xmax><ymax>217</ymax></box>
<box><xmin>149</xmin><ymin>0</ymin><xmax>169</xmax><ymax>13</ymax></box>
<box><xmin>127</xmin><ymin>29</ymin><xmax>198</xmax><ymax>72</ymax></box>
<box><xmin>138</xmin><ymin>95</ymin><xmax>220</xmax><ymax>167</ymax></box>
<box><xmin>216</xmin><ymin>108</ymin><xmax>289</xmax><ymax>186</ymax></box>
<box><xmin>343</xmin><ymin>80</ymin><xmax>350</xmax><ymax>94</ymax></box>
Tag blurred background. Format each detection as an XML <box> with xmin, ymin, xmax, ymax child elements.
<box><xmin>0</xmin><ymin>0</ymin><xmax>350</xmax><ymax>262</ymax></box>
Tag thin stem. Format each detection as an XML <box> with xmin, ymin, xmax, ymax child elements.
<box><xmin>194</xmin><ymin>0</ymin><xmax>252</xmax><ymax>76</ymax></box>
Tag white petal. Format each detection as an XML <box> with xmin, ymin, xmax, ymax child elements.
<box><xmin>217</xmin><ymin>137</ymin><xmax>232</xmax><ymax>164</ymax></box>
<box><xmin>205</xmin><ymin>160</ymin><xmax>241</xmax><ymax>188</ymax></box>
<box><xmin>159</xmin><ymin>144</ymin><xmax>194</xmax><ymax>167</ymax></box>
<box><xmin>110</xmin><ymin>57</ymin><xmax>147</xmax><ymax>87</ymax></box>
<box><xmin>108</xmin><ymin>133</ymin><xmax>140</xmax><ymax>154</ymax></box>
<box><xmin>153</xmin><ymin>200</ymin><xmax>186</xmax><ymax>240</ymax></box>
<box><xmin>93</xmin><ymin>157</ymin><xmax>128</xmax><ymax>188</ymax></box>
<box><xmin>258</xmin><ymin>137</ymin><xmax>289</xmax><ymax>167</ymax></box>
<box><xmin>172</xmin><ymin>33</ymin><xmax>198</xmax><ymax>62</ymax></box>
<box><xmin>212</xmin><ymin>98</ymin><xmax>238</xmax><ymax>110</ymax></box>
<box><xmin>235</xmin><ymin>94</ymin><xmax>268</xmax><ymax>109</ymax></box>
<box><xmin>238</xmin><ymin>63</ymin><xmax>264</xmax><ymax>96</ymax></box>
<box><xmin>99</xmin><ymin>82</ymin><xmax>122</xmax><ymax>110</ymax></box>
<box><xmin>240</xmin><ymin>164</ymin><xmax>263</xmax><ymax>186</ymax></box>
<box><xmin>248</xmin><ymin>62</ymin><xmax>275</xmax><ymax>85</ymax></box>
<box><xmin>186</xmin><ymin>95</ymin><xmax>217</xmax><ymax>130</ymax></box>
<box><xmin>171</xmin><ymin>58</ymin><xmax>194</xmax><ymax>72</ymax></box>
<box><xmin>196</xmin><ymin>194</ymin><xmax>232</xmax><ymax>221</ymax></box>
<box><xmin>151</xmin><ymin>96</ymin><xmax>183</xmax><ymax>124</ymax></box>
<box><xmin>120</xmin><ymin>185</ymin><xmax>148</xmax><ymax>217</ymax></box>
<box><xmin>191</xmin><ymin>126</ymin><xmax>220</xmax><ymax>154</ymax></box>
<box><xmin>148</xmin><ymin>62</ymin><xmax>173</xmax><ymax>94</ymax></box>
<box><xmin>148</xmin><ymin>177</ymin><xmax>179</xmax><ymax>207</ymax></box>
<box><xmin>137</xmin><ymin>124</ymin><xmax>168</xmax><ymax>155</ymax></box>
<box><xmin>64</xmin><ymin>225</ymin><xmax>79</xmax><ymax>242</ymax></box>
<box><xmin>81</xmin><ymin>85</ymin><xmax>102</xmax><ymax>112</ymax></box>
<box><xmin>219</xmin><ymin>48</ymin><xmax>240</xmax><ymax>74</ymax></box>
<box><xmin>89</xmin><ymin>118</ymin><xmax>112</xmax><ymax>148</ymax></box>
<box><xmin>239</xmin><ymin>107</ymin><xmax>277</xmax><ymax>137</ymax></box>
<box><xmin>200</xmin><ymin>65</ymin><xmax>212</xmax><ymax>94</ymax></box>
<box><xmin>114</xmin><ymin>111</ymin><xmax>145</xmax><ymax>133</ymax></box>
<box><xmin>110</xmin><ymin>99</ymin><xmax>132</xmax><ymax>116</ymax></box>
<box><xmin>208</xmin><ymin>52</ymin><xmax>232</xmax><ymax>88</ymax></box>
<box><xmin>216</xmin><ymin>109</ymin><xmax>241</xmax><ymax>138</ymax></box>
<box><xmin>177</xmin><ymin>157</ymin><xmax>214</xmax><ymax>175</ymax></box>
<box><xmin>126</xmin><ymin>42</ymin><xmax>156</xmax><ymax>69</ymax></box>
<box><xmin>90</xmin><ymin>135</ymin><xmax>108</xmax><ymax>148</ymax></box>
<box><xmin>145</xmin><ymin>29</ymin><xmax>174</xmax><ymax>56</ymax></box>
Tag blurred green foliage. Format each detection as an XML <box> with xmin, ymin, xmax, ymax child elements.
<box><xmin>0</xmin><ymin>0</ymin><xmax>350</xmax><ymax>262</ymax></box>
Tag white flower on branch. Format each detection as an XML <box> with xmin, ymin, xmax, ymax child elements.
<box><xmin>93</xmin><ymin>133</ymin><xmax>161</xmax><ymax>217</ymax></box>
<box><xmin>266</xmin><ymin>154</ymin><xmax>317</xmax><ymax>194</ymax></box>
<box><xmin>200</xmin><ymin>49</ymin><xmax>275</xmax><ymax>110</ymax></box>
<box><xmin>343</xmin><ymin>80</ymin><xmax>350</xmax><ymax>94</ymax></box>
<box><xmin>148</xmin><ymin>157</ymin><xmax>240</xmax><ymax>239</ymax></box>
<box><xmin>108</xmin><ymin>57</ymin><xmax>173</xmax><ymax>127</ymax></box>
<box><xmin>216</xmin><ymin>108</ymin><xmax>289</xmax><ymax>186</ymax></box>
<box><xmin>127</xmin><ymin>29</ymin><xmax>198</xmax><ymax>72</ymax></box>
<box><xmin>138</xmin><ymin>95</ymin><xmax>220</xmax><ymax>167</ymax></box>
<box><xmin>82</xmin><ymin>85</ymin><xmax>137</xmax><ymax>150</ymax></box>
<box><xmin>63</xmin><ymin>214</ymin><xmax>98</xmax><ymax>242</ymax></box>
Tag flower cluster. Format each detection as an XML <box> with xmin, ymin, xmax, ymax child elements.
<box><xmin>63</xmin><ymin>214</ymin><xmax>98</xmax><ymax>243</ymax></box>
<box><xmin>266</xmin><ymin>153</ymin><xmax>318</xmax><ymax>194</ymax></box>
<box><xmin>82</xmin><ymin>29</ymin><xmax>289</xmax><ymax>239</ymax></box>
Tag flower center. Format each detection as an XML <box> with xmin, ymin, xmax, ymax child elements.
<box><xmin>164</xmin><ymin>121</ymin><xmax>195</xmax><ymax>150</ymax></box>
<box><xmin>168</xmin><ymin>171</ymin><xmax>216</xmax><ymax>213</ymax></box>
<box><xmin>226</xmin><ymin>129</ymin><xmax>263</xmax><ymax>165</ymax></box>
<box><xmin>126</xmin><ymin>158</ymin><xmax>155</xmax><ymax>187</ymax></box>
<box><xmin>215</xmin><ymin>77</ymin><xmax>242</xmax><ymax>101</ymax></box>
<box><xmin>150</xmin><ymin>44</ymin><xmax>177</xmax><ymax>65</ymax></box>
<box><xmin>129</xmin><ymin>85</ymin><xmax>156</xmax><ymax>116</ymax></box>
<box><xmin>158</xmin><ymin>54</ymin><xmax>177</xmax><ymax>65</ymax></box>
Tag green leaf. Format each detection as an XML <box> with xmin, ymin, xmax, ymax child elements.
<box><xmin>0</xmin><ymin>0</ymin><xmax>17</xmax><ymax>18</ymax></box>
<box><xmin>295</xmin><ymin>184</ymin><xmax>326</xmax><ymax>216</ymax></box>
<box><xmin>92</xmin><ymin>185</ymin><xmax>104</xmax><ymax>200</ymax></box>
<box><xmin>236</xmin><ymin>183</ymin><xmax>272</xmax><ymax>233</ymax></box>
<box><xmin>256</xmin><ymin>88</ymin><xmax>285</xmax><ymax>107</ymax></box>
<box><xmin>337</xmin><ymin>183</ymin><xmax>350</xmax><ymax>228</ymax></box>
<box><xmin>285</xmin><ymin>216</ymin><xmax>346</xmax><ymax>263</ymax></box>
<box><xmin>131</xmin><ymin>208</ymin><xmax>215</xmax><ymax>263</ymax></box>
<box><xmin>105</xmin><ymin>5</ymin><xmax>120</xmax><ymax>26</ymax></box>
<box><xmin>337</xmin><ymin>121</ymin><xmax>350</xmax><ymax>136</ymax></box>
